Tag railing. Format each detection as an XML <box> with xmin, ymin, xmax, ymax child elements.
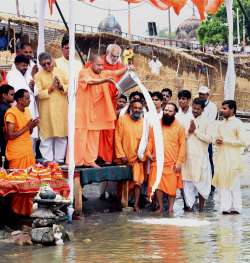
<box><xmin>0</xmin><ymin>12</ymin><xmax>202</xmax><ymax>51</ymax></box>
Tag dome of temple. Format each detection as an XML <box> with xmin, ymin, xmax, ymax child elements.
<box><xmin>98</xmin><ymin>15</ymin><xmax>122</xmax><ymax>35</ymax></box>
<box><xmin>176</xmin><ymin>16</ymin><xmax>201</xmax><ymax>40</ymax></box>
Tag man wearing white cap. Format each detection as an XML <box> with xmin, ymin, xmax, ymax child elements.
<box><xmin>198</xmin><ymin>85</ymin><xmax>218</xmax><ymax>186</ymax></box>
<box><xmin>198</xmin><ymin>85</ymin><xmax>218</xmax><ymax>121</ymax></box>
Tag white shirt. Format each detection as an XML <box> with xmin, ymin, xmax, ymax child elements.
<box><xmin>149</xmin><ymin>59</ymin><xmax>162</xmax><ymax>76</ymax></box>
<box><xmin>7</xmin><ymin>64</ymin><xmax>39</xmax><ymax>139</ymax></box>
<box><xmin>55</xmin><ymin>56</ymin><xmax>82</xmax><ymax>82</ymax></box>
<box><xmin>202</xmin><ymin>100</ymin><xmax>218</xmax><ymax>121</ymax></box>
<box><xmin>176</xmin><ymin>106</ymin><xmax>193</xmax><ymax>130</ymax></box>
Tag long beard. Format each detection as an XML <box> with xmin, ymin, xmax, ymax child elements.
<box><xmin>162</xmin><ymin>115</ymin><xmax>175</xmax><ymax>126</ymax></box>
<box><xmin>130</xmin><ymin>112</ymin><xmax>141</xmax><ymax>121</ymax></box>
<box><xmin>106</xmin><ymin>55</ymin><xmax>117</xmax><ymax>65</ymax></box>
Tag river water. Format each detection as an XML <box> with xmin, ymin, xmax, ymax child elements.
<box><xmin>1</xmin><ymin>126</ymin><xmax>250</xmax><ymax>263</ymax></box>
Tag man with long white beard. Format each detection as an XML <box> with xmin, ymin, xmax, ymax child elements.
<box><xmin>98</xmin><ymin>44</ymin><xmax>124</xmax><ymax>164</ymax></box>
<box><xmin>147</xmin><ymin>103</ymin><xmax>186</xmax><ymax>214</ymax></box>
<box><xmin>115</xmin><ymin>99</ymin><xmax>145</xmax><ymax>212</ymax></box>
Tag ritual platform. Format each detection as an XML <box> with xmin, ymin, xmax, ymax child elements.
<box><xmin>62</xmin><ymin>165</ymin><xmax>133</xmax><ymax>215</ymax></box>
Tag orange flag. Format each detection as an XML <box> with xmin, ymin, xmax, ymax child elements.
<box><xmin>48</xmin><ymin>0</ymin><xmax>56</xmax><ymax>15</ymax></box>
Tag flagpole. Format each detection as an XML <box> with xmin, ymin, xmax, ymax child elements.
<box><xmin>128</xmin><ymin>1</ymin><xmax>131</xmax><ymax>35</ymax></box>
<box><xmin>54</xmin><ymin>0</ymin><xmax>85</xmax><ymax>64</ymax></box>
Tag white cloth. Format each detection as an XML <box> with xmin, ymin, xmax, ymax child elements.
<box><xmin>202</xmin><ymin>100</ymin><xmax>218</xmax><ymax>121</ymax></box>
<box><xmin>182</xmin><ymin>115</ymin><xmax>212</xmax><ymax>182</ymax></box>
<box><xmin>224</xmin><ymin>0</ymin><xmax>236</xmax><ymax>99</ymax></box>
<box><xmin>32</xmin><ymin>138</ymin><xmax>37</xmax><ymax>156</ymax></box>
<box><xmin>55</xmin><ymin>56</ymin><xmax>82</xmax><ymax>85</ymax></box>
<box><xmin>175</xmin><ymin>106</ymin><xmax>193</xmax><ymax>130</ymax></box>
<box><xmin>182</xmin><ymin>114</ymin><xmax>212</xmax><ymax>208</ymax></box>
<box><xmin>137</xmin><ymin>110</ymin><xmax>163</xmax><ymax>160</ymax></box>
<box><xmin>7</xmin><ymin>64</ymin><xmax>39</xmax><ymax>139</ymax></box>
<box><xmin>11</xmin><ymin>60</ymin><xmax>36</xmax><ymax>78</ymax></box>
<box><xmin>184</xmin><ymin>156</ymin><xmax>212</xmax><ymax>208</ymax></box>
<box><xmin>37</xmin><ymin>0</ymin><xmax>46</xmax><ymax>57</ymax></box>
<box><xmin>217</xmin><ymin>177</ymin><xmax>242</xmax><ymax>213</ymax></box>
<box><xmin>148</xmin><ymin>59</ymin><xmax>162</xmax><ymax>76</ymax></box>
<box><xmin>39</xmin><ymin>137</ymin><xmax>67</xmax><ymax>162</ymax></box>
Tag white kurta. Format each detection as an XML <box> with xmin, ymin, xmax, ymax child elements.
<box><xmin>182</xmin><ymin>115</ymin><xmax>212</xmax><ymax>208</ymax></box>
<box><xmin>7</xmin><ymin>65</ymin><xmax>39</xmax><ymax>139</ymax></box>
<box><xmin>176</xmin><ymin>106</ymin><xmax>193</xmax><ymax>130</ymax></box>
<box><xmin>202</xmin><ymin>100</ymin><xmax>218</xmax><ymax>121</ymax></box>
<box><xmin>212</xmin><ymin>116</ymin><xmax>247</xmax><ymax>213</ymax></box>
<box><xmin>55</xmin><ymin>56</ymin><xmax>82</xmax><ymax>85</ymax></box>
<box><xmin>148</xmin><ymin>60</ymin><xmax>162</xmax><ymax>76</ymax></box>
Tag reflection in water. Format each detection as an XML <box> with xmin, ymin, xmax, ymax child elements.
<box><xmin>1</xmin><ymin>188</ymin><xmax>250</xmax><ymax>262</ymax></box>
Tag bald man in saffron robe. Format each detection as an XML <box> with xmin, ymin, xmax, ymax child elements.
<box><xmin>115</xmin><ymin>100</ymin><xmax>145</xmax><ymax>212</ymax></box>
<box><xmin>74</xmin><ymin>55</ymin><xmax>127</xmax><ymax>168</ymax></box>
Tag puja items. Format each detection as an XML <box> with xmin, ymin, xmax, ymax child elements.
<box><xmin>38</xmin><ymin>184</ymin><xmax>56</xmax><ymax>200</ymax></box>
<box><xmin>0</xmin><ymin>168</ymin><xmax>8</xmax><ymax>179</ymax></box>
<box><xmin>29</xmin><ymin>163</ymin><xmax>51</xmax><ymax>180</ymax></box>
<box><xmin>5</xmin><ymin>169</ymin><xmax>28</xmax><ymax>181</ymax></box>
<box><xmin>47</xmin><ymin>162</ymin><xmax>63</xmax><ymax>180</ymax></box>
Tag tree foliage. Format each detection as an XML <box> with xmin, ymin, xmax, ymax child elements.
<box><xmin>196</xmin><ymin>0</ymin><xmax>250</xmax><ymax>46</ymax></box>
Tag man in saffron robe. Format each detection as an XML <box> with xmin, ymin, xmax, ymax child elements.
<box><xmin>0</xmin><ymin>85</ymin><xmax>15</xmax><ymax>167</ymax></box>
<box><xmin>115</xmin><ymin>100</ymin><xmax>145</xmax><ymax>212</ymax></box>
<box><xmin>5</xmin><ymin>89</ymin><xmax>39</xmax><ymax>215</ymax></box>
<box><xmin>74</xmin><ymin>55</ymin><xmax>127</xmax><ymax>168</ymax></box>
<box><xmin>147</xmin><ymin>103</ymin><xmax>186</xmax><ymax>214</ymax></box>
<box><xmin>98</xmin><ymin>44</ymin><xmax>124</xmax><ymax>164</ymax></box>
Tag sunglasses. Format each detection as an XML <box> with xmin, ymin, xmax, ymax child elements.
<box><xmin>41</xmin><ymin>61</ymin><xmax>51</xmax><ymax>67</ymax></box>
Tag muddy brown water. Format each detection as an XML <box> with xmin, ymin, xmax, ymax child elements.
<box><xmin>1</xmin><ymin>125</ymin><xmax>250</xmax><ymax>263</ymax></box>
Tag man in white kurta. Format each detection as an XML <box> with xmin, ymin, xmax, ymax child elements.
<box><xmin>55</xmin><ymin>35</ymin><xmax>82</xmax><ymax>82</ymax></box>
<box><xmin>175</xmin><ymin>89</ymin><xmax>193</xmax><ymax>130</ymax></box>
<box><xmin>182</xmin><ymin>98</ymin><xmax>212</xmax><ymax>211</ymax></box>
<box><xmin>198</xmin><ymin>85</ymin><xmax>218</xmax><ymax>178</ymax></box>
<box><xmin>148</xmin><ymin>56</ymin><xmax>162</xmax><ymax>76</ymax></box>
<box><xmin>7</xmin><ymin>54</ymin><xmax>39</xmax><ymax>153</ymax></box>
<box><xmin>212</xmin><ymin>100</ymin><xmax>247</xmax><ymax>214</ymax></box>
<box><xmin>198</xmin><ymin>85</ymin><xmax>218</xmax><ymax>121</ymax></box>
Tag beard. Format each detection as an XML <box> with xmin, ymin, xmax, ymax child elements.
<box><xmin>106</xmin><ymin>55</ymin><xmax>117</xmax><ymax>65</ymax></box>
<box><xmin>130</xmin><ymin>111</ymin><xmax>141</xmax><ymax>121</ymax></box>
<box><xmin>162</xmin><ymin>114</ymin><xmax>175</xmax><ymax>126</ymax></box>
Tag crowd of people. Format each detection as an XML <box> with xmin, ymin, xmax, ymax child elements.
<box><xmin>0</xmin><ymin>36</ymin><xmax>247</xmax><ymax>216</ymax></box>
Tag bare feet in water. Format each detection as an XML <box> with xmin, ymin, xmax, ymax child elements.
<box><xmin>134</xmin><ymin>205</ymin><xmax>141</xmax><ymax>213</ymax></box>
<box><xmin>154</xmin><ymin>208</ymin><xmax>163</xmax><ymax>215</ymax></box>
<box><xmin>167</xmin><ymin>209</ymin><xmax>174</xmax><ymax>215</ymax></box>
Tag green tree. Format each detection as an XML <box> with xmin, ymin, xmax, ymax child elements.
<box><xmin>196</xmin><ymin>0</ymin><xmax>250</xmax><ymax>46</ymax></box>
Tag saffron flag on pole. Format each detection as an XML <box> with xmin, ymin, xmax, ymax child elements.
<box><xmin>48</xmin><ymin>0</ymin><xmax>56</xmax><ymax>14</ymax></box>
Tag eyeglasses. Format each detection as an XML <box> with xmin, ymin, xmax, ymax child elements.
<box><xmin>41</xmin><ymin>61</ymin><xmax>51</xmax><ymax>67</ymax></box>
<box><xmin>111</xmin><ymin>54</ymin><xmax>119</xmax><ymax>58</ymax></box>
